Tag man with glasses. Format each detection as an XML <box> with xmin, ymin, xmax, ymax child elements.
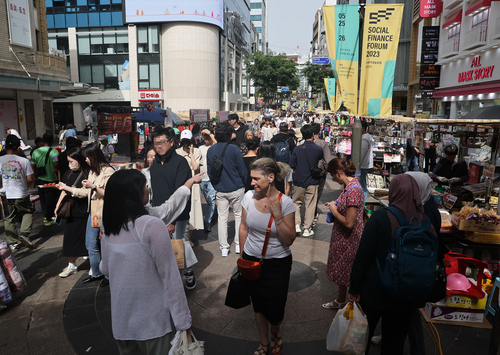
<box><xmin>150</xmin><ymin>127</ymin><xmax>196</xmax><ymax>289</ymax></box>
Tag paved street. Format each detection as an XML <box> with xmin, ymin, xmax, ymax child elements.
<box><xmin>0</xmin><ymin>178</ymin><xmax>496</xmax><ymax>355</ymax></box>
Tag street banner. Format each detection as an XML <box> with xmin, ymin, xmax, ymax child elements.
<box><xmin>217</xmin><ymin>111</ymin><xmax>229</xmax><ymax>123</ymax></box>
<box><xmin>358</xmin><ymin>4</ymin><xmax>404</xmax><ymax>117</ymax></box>
<box><xmin>190</xmin><ymin>109</ymin><xmax>210</xmax><ymax>123</ymax></box>
<box><xmin>324</xmin><ymin>78</ymin><xmax>336</xmax><ymax>111</ymax></box>
<box><xmin>323</xmin><ymin>4</ymin><xmax>359</xmax><ymax>114</ymax></box>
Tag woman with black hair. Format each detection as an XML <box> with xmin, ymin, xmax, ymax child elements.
<box><xmin>257</xmin><ymin>141</ymin><xmax>290</xmax><ymax>195</ymax></box>
<box><xmin>243</xmin><ymin>137</ymin><xmax>260</xmax><ymax>191</ymax></box>
<box><xmin>141</xmin><ymin>146</ymin><xmax>156</xmax><ymax>205</ymax></box>
<box><xmin>100</xmin><ymin>169</ymin><xmax>200</xmax><ymax>354</ymax></box>
<box><xmin>55</xmin><ymin>147</ymin><xmax>90</xmax><ymax>278</ymax></box>
<box><xmin>58</xmin><ymin>142</ymin><xmax>114</xmax><ymax>285</ymax></box>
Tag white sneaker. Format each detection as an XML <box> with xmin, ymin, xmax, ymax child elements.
<box><xmin>221</xmin><ymin>248</ymin><xmax>229</xmax><ymax>257</ymax></box>
<box><xmin>18</xmin><ymin>236</ymin><xmax>35</xmax><ymax>249</ymax></box>
<box><xmin>302</xmin><ymin>229</ymin><xmax>311</xmax><ymax>237</ymax></box>
<box><xmin>235</xmin><ymin>245</ymin><xmax>240</xmax><ymax>254</ymax></box>
<box><xmin>59</xmin><ymin>266</ymin><xmax>78</xmax><ymax>278</ymax></box>
<box><xmin>88</xmin><ymin>268</ymin><xmax>93</xmax><ymax>276</ymax></box>
<box><xmin>296</xmin><ymin>224</ymin><xmax>301</xmax><ymax>234</ymax></box>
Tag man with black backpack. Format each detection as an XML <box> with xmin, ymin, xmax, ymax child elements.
<box><xmin>30</xmin><ymin>133</ymin><xmax>60</xmax><ymax>226</ymax></box>
<box><xmin>271</xmin><ymin>122</ymin><xmax>296</xmax><ymax>164</ymax></box>
<box><xmin>207</xmin><ymin>121</ymin><xmax>248</xmax><ymax>257</ymax></box>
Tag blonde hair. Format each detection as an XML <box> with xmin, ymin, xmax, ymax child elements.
<box><xmin>249</xmin><ymin>158</ymin><xmax>290</xmax><ymax>181</ymax></box>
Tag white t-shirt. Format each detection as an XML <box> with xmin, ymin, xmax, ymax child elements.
<box><xmin>242</xmin><ymin>190</ymin><xmax>296</xmax><ymax>259</ymax></box>
<box><xmin>198</xmin><ymin>144</ymin><xmax>210</xmax><ymax>182</ymax></box>
<box><xmin>360</xmin><ymin>133</ymin><xmax>374</xmax><ymax>169</ymax></box>
<box><xmin>0</xmin><ymin>154</ymin><xmax>33</xmax><ymax>199</ymax></box>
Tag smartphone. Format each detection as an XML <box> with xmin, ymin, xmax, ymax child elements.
<box><xmin>55</xmin><ymin>215</ymin><xmax>62</xmax><ymax>225</ymax></box>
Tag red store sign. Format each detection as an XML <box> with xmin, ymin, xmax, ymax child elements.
<box><xmin>458</xmin><ymin>56</ymin><xmax>495</xmax><ymax>83</ymax></box>
<box><xmin>420</xmin><ymin>0</ymin><xmax>442</xmax><ymax>18</ymax></box>
<box><xmin>138</xmin><ymin>89</ymin><xmax>164</xmax><ymax>101</ymax></box>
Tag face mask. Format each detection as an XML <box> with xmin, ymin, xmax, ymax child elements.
<box><xmin>69</xmin><ymin>164</ymin><xmax>79</xmax><ymax>171</ymax></box>
<box><xmin>181</xmin><ymin>140</ymin><xmax>191</xmax><ymax>147</ymax></box>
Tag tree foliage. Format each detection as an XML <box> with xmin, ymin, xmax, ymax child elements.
<box><xmin>245</xmin><ymin>52</ymin><xmax>300</xmax><ymax>106</ymax></box>
<box><xmin>301</xmin><ymin>62</ymin><xmax>334</xmax><ymax>96</ymax></box>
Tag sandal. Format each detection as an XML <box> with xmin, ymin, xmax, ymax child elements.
<box><xmin>254</xmin><ymin>342</ymin><xmax>269</xmax><ymax>355</ymax></box>
<box><xmin>271</xmin><ymin>330</ymin><xmax>283</xmax><ymax>355</ymax></box>
<box><xmin>322</xmin><ymin>299</ymin><xmax>347</xmax><ymax>309</ymax></box>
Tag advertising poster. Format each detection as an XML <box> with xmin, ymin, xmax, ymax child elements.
<box><xmin>217</xmin><ymin>111</ymin><xmax>229</xmax><ymax>123</ymax></box>
<box><xmin>358</xmin><ymin>4</ymin><xmax>404</xmax><ymax>117</ymax></box>
<box><xmin>323</xmin><ymin>4</ymin><xmax>359</xmax><ymax>114</ymax></box>
<box><xmin>124</xmin><ymin>0</ymin><xmax>224</xmax><ymax>30</ymax></box>
<box><xmin>98</xmin><ymin>114</ymin><xmax>132</xmax><ymax>135</ymax></box>
<box><xmin>190</xmin><ymin>109</ymin><xmax>210</xmax><ymax>123</ymax></box>
<box><xmin>324</xmin><ymin>78</ymin><xmax>336</xmax><ymax>111</ymax></box>
<box><xmin>7</xmin><ymin>0</ymin><xmax>32</xmax><ymax>48</ymax></box>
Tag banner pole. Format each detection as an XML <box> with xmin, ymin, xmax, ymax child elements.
<box><xmin>352</xmin><ymin>0</ymin><xmax>365</xmax><ymax>174</ymax></box>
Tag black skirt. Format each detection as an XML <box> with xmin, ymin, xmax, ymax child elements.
<box><xmin>242</xmin><ymin>252</ymin><xmax>292</xmax><ymax>325</ymax></box>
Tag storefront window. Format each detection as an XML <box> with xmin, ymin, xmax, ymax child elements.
<box><xmin>457</xmin><ymin>101</ymin><xmax>471</xmax><ymax>118</ymax></box>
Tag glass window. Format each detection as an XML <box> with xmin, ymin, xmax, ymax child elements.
<box><xmin>66</xmin><ymin>13</ymin><xmax>77</xmax><ymax>26</ymax></box>
<box><xmin>138</xmin><ymin>27</ymin><xmax>147</xmax><ymax>43</ymax></box>
<box><xmin>101</xmin><ymin>12</ymin><xmax>111</xmax><ymax>26</ymax></box>
<box><xmin>150</xmin><ymin>63</ymin><xmax>160</xmax><ymax>88</ymax></box>
<box><xmin>105</xmin><ymin>63</ymin><xmax>117</xmax><ymax>77</ymax></box>
<box><xmin>54</xmin><ymin>14</ymin><xmax>65</xmax><ymax>27</ymax></box>
<box><xmin>256</xmin><ymin>27</ymin><xmax>261</xmax><ymax>33</ymax></box>
<box><xmin>92</xmin><ymin>65</ymin><xmax>104</xmax><ymax>83</ymax></box>
<box><xmin>100</xmin><ymin>0</ymin><xmax>110</xmax><ymax>4</ymax></box>
<box><xmin>78</xmin><ymin>36</ymin><xmax>90</xmax><ymax>54</ymax></box>
<box><xmin>77</xmin><ymin>0</ymin><xmax>86</xmax><ymax>5</ymax></box>
<box><xmin>111</xmin><ymin>11</ymin><xmax>122</xmax><ymax>25</ymax></box>
<box><xmin>250</xmin><ymin>2</ymin><xmax>262</xmax><ymax>9</ymax></box>
<box><xmin>48</xmin><ymin>38</ymin><xmax>57</xmax><ymax>48</ymax></box>
<box><xmin>89</xmin><ymin>12</ymin><xmax>99</xmax><ymax>26</ymax></box>
<box><xmin>139</xmin><ymin>64</ymin><xmax>149</xmax><ymax>80</ymax></box>
<box><xmin>65</xmin><ymin>0</ymin><xmax>76</xmax><ymax>5</ymax></box>
<box><xmin>250</xmin><ymin>15</ymin><xmax>262</xmax><ymax>21</ymax></box>
<box><xmin>77</xmin><ymin>13</ymin><xmax>88</xmax><ymax>26</ymax></box>
<box><xmin>103</xmin><ymin>32</ymin><xmax>115</xmax><ymax>43</ymax></box>
<box><xmin>80</xmin><ymin>64</ymin><xmax>92</xmax><ymax>83</ymax></box>
<box><xmin>46</xmin><ymin>0</ymin><xmax>53</xmax><ymax>7</ymax></box>
<box><xmin>47</xmin><ymin>14</ymin><xmax>55</xmax><ymax>28</ymax></box>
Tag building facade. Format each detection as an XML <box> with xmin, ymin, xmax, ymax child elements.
<box><xmin>250</xmin><ymin>0</ymin><xmax>268</xmax><ymax>53</ymax></box>
<box><xmin>1</xmin><ymin>0</ymin><xmax>73</xmax><ymax>145</ymax></box>
<box><xmin>434</xmin><ymin>0</ymin><xmax>500</xmax><ymax>118</ymax></box>
<box><xmin>46</xmin><ymin>0</ymin><xmax>251</xmax><ymax>129</ymax></box>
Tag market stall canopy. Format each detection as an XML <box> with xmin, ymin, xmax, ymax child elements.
<box><xmin>132</xmin><ymin>107</ymin><xmax>165</xmax><ymax>123</ymax></box>
<box><xmin>460</xmin><ymin>106</ymin><xmax>500</xmax><ymax>120</ymax></box>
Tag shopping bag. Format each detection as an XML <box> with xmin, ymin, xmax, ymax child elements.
<box><xmin>0</xmin><ymin>241</ymin><xmax>27</xmax><ymax>292</ymax></box>
<box><xmin>225</xmin><ymin>270</ymin><xmax>251</xmax><ymax>309</ymax></box>
<box><xmin>183</xmin><ymin>239</ymin><xmax>198</xmax><ymax>269</ymax></box>
<box><xmin>171</xmin><ymin>239</ymin><xmax>185</xmax><ymax>269</ymax></box>
<box><xmin>326</xmin><ymin>302</ymin><xmax>368</xmax><ymax>355</ymax></box>
<box><xmin>0</xmin><ymin>266</ymin><xmax>12</xmax><ymax>304</ymax></box>
<box><xmin>171</xmin><ymin>329</ymin><xmax>204</xmax><ymax>355</ymax></box>
<box><xmin>90</xmin><ymin>199</ymin><xmax>104</xmax><ymax>228</ymax></box>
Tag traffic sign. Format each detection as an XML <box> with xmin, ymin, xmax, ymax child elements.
<box><xmin>312</xmin><ymin>57</ymin><xmax>330</xmax><ymax>65</ymax></box>
<box><xmin>281</xmin><ymin>87</ymin><xmax>289</xmax><ymax>92</ymax></box>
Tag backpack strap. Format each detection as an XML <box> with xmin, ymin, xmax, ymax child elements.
<box><xmin>220</xmin><ymin>142</ymin><xmax>231</xmax><ymax>160</ymax></box>
<box><xmin>384</xmin><ymin>206</ymin><xmax>409</xmax><ymax>227</ymax></box>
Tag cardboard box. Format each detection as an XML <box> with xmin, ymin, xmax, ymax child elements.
<box><xmin>451</xmin><ymin>212</ymin><xmax>500</xmax><ymax>234</ymax></box>
<box><xmin>425</xmin><ymin>301</ymin><xmax>484</xmax><ymax>323</ymax></box>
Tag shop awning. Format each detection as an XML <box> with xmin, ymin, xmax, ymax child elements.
<box><xmin>433</xmin><ymin>80</ymin><xmax>500</xmax><ymax>97</ymax></box>
<box><xmin>442</xmin><ymin>9</ymin><xmax>463</xmax><ymax>29</ymax></box>
<box><xmin>465</xmin><ymin>0</ymin><xmax>491</xmax><ymax>16</ymax></box>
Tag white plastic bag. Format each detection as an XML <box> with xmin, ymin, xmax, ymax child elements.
<box><xmin>171</xmin><ymin>329</ymin><xmax>204</xmax><ymax>355</ymax></box>
<box><xmin>326</xmin><ymin>302</ymin><xmax>368</xmax><ymax>355</ymax></box>
<box><xmin>184</xmin><ymin>240</ymin><xmax>198</xmax><ymax>269</ymax></box>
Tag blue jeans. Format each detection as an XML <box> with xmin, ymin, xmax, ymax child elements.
<box><xmin>200</xmin><ymin>181</ymin><xmax>216</xmax><ymax>224</ymax></box>
<box><xmin>85</xmin><ymin>214</ymin><xmax>102</xmax><ymax>278</ymax></box>
<box><xmin>406</xmin><ymin>156</ymin><xmax>419</xmax><ymax>172</ymax></box>
<box><xmin>360</xmin><ymin>168</ymin><xmax>370</xmax><ymax>202</ymax></box>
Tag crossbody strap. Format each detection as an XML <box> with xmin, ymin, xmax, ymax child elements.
<box><xmin>73</xmin><ymin>171</ymin><xmax>84</xmax><ymax>186</ymax></box>
<box><xmin>302</xmin><ymin>145</ymin><xmax>314</xmax><ymax>170</ymax></box>
<box><xmin>260</xmin><ymin>193</ymin><xmax>283</xmax><ymax>259</ymax></box>
<box><xmin>42</xmin><ymin>148</ymin><xmax>52</xmax><ymax>167</ymax></box>
<box><xmin>220</xmin><ymin>142</ymin><xmax>231</xmax><ymax>160</ymax></box>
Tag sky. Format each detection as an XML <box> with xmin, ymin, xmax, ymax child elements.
<box><xmin>267</xmin><ymin>0</ymin><xmax>327</xmax><ymax>57</ymax></box>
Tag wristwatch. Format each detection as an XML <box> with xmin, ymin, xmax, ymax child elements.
<box><xmin>92</xmin><ymin>186</ymin><xmax>97</xmax><ymax>192</ymax></box>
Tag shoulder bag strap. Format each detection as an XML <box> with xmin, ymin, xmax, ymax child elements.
<box><xmin>43</xmin><ymin>148</ymin><xmax>52</xmax><ymax>167</ymax></box>
<box><xmin>220</xmin><ymin>142</ymin><xmax>231</xmax><ymax>160</ymax></box>
<box><xmin>74</xmin><ymin>171</ymin><xmax>84</xmax><ymax>185</ymax></box>
<box><xmin>260</xmin><ymin>193</ymin><xmax>283</xmax><ymax>259</ymax></box>
<box><xmin>302</xmin><ymin>145</ymin><xmax>314</xmax><ymax>170</ymax></box>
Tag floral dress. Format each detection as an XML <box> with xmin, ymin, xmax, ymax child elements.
<box><xmin>326</xmin><ymin>178</ymin><xmax>365</xmax><ymax>286</ymax></box>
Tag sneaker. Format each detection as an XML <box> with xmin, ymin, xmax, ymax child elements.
<box><xmin>43</xmin><ymin>218</ymin><xmax>48</xmax><ymax>223</ymax></box>
<box><xmin>88</xmin><ymin>268</ymin><xmax>93</xmax><ymax>276</ymax></box>
<box><xmin>235</xmin><ymin>245</ymin><xmax>240</xmax><ymax>254</ymax></box>
<box><xmin>371</xmin><ymin>334</ymin><xmax>382</xmax><ymax>345</ymax></box>
<box><xmin>184</xmin><ymin>269</ymin><xmax>196</xmax><ymax>290</ymax></box>
<box><xmin>302</xmin><ymin>229</ymin><xmax>311</xmax><ymax>237</ymax></box>
<box><xmin>295</xmin><ymin>224</ymin><xmax>301</xmax><ymax>234</ymax></box>
<box><xmin>221</xmin><ymin>248</ymin><xmax>229</xmax><ymax>257</ymax></box>
<box><xmin>59</xmin><ymin>266</ymin><xmax>78</xmax><ymax>278</ymax></box>
<box><xmin>44</xmin><ymin>220</ymin><xmax>56</xmax><ymax>227</ymax></box>
<box><xmin>18</xmin><ymin>236</ymin><xmax>35</xmax><ymax>249</ymax></box>
<box><xmin>314</xmin><ymin>214</ymin><xmax>319</xmax><ymax>222</ymax></box>
<box><xmin>9</xmin><ymin>244</ymin><xmax>21</xmax><ymax>252</ymax></box>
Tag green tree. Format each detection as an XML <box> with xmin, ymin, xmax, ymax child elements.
<box><xmin>301</xmin><ymin>62</ymin><xmax>334</xmax><ymax>108</ymax></box>
<box><xmin>245</xmin><ymin>52</ymin><xmax>300</xmax><ymax>107</ymax></box>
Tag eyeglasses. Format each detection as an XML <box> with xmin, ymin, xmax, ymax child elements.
<box><xmin>154</xmin><ymin>140</ymin><xmax>170</xmax><ymax>146</ymax></box>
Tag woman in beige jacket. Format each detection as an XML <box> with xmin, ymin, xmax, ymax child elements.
<box><xmin>57</xmin><ymin>143</ymin><xmax>114</xmax><ymax>285</ymax></box>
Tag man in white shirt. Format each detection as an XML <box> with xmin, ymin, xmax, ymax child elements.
<box><xmin>360</xmin><ymin>120</ymin><xmax>374</xmax><ymax>201</ymax></box>
<box><xmin>0</xmin><ymin>135</ymin><xmax>36</xmax><ymax>250</ymax></box>
<box><xmin>100</xmin><ymin>137</ymin><xmax>114</xmax><ymax>162</ymax></box>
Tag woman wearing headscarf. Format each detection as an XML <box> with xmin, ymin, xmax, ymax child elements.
<box><xmin>348</xmin><ymin>174</ymin><xmax>436</xmax><ymax>354</ymax></box>
<box><xmin>405</xmin><ymin>171</ymin><xmax>441</xmax><ymax>233</ymax></box>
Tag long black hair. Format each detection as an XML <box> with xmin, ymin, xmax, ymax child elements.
<box><xmin>102</xmin><ymin>169</ymin><xmax>149</xmax><ymax>236</ymax></box>
<box><xmin>82</xmin><ymin>143</ymin><xmax>111</xmax><ymax>175</ymax></box>
<box><xmin>66</xmin><ymin>147</ymin><xmax>90</xmax><ymax>176</ymax></box>
<box><xmin>257</xmin><ymin>141</ymin><xmax>276</xmax><ymax>160</ymax></box>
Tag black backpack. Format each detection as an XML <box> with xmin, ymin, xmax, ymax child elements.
<box><xmin>275</xmin><ymin>138</ymin><xmax>291</xmax><ymax>164</ymax></box>
<box><xmin>209</xmin><ymin>143</ymin><xmax>230</xmax><ymax>185</ymax></box>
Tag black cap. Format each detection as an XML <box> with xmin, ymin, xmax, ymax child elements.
<box><xmin>5</xmin><ymin>134</ymin><xmax>20</xmax><ymax>149</ymax></box>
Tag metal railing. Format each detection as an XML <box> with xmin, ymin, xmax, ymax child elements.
<box><xmin>464</xmin><ymin>25</ymin><xmax>488</xmax><ymax>49</ymax></box>
<box><xmin>441</xmin><ymin>36</ymin><xmax>460</xmax><ymax>57</ymax></box>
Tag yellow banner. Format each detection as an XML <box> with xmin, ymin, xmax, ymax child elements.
<box><xmin>358</xmin><ymin>4</ymin><xmax>404</xmax><ymax>117</ymax></box>
<box><xmin>324</xmin><ymin>5</ymin><xmax>359</xmax><ymax>114</ymax></box>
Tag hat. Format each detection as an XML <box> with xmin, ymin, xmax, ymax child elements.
<box><xmin>180</xmin><ymin>130</ymin><xmax>193</xmax><ymax>140</ymax></box>
<box><xmin>5</xmin><ymin>134</ymin><xmax>20</xmax><ymax>149</ymax></box>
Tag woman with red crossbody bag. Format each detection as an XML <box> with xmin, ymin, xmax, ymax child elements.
<box><xmin>239</xmin><ymin>158</ymin><xmax>296</xmax><ymax>355</ymax></box>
